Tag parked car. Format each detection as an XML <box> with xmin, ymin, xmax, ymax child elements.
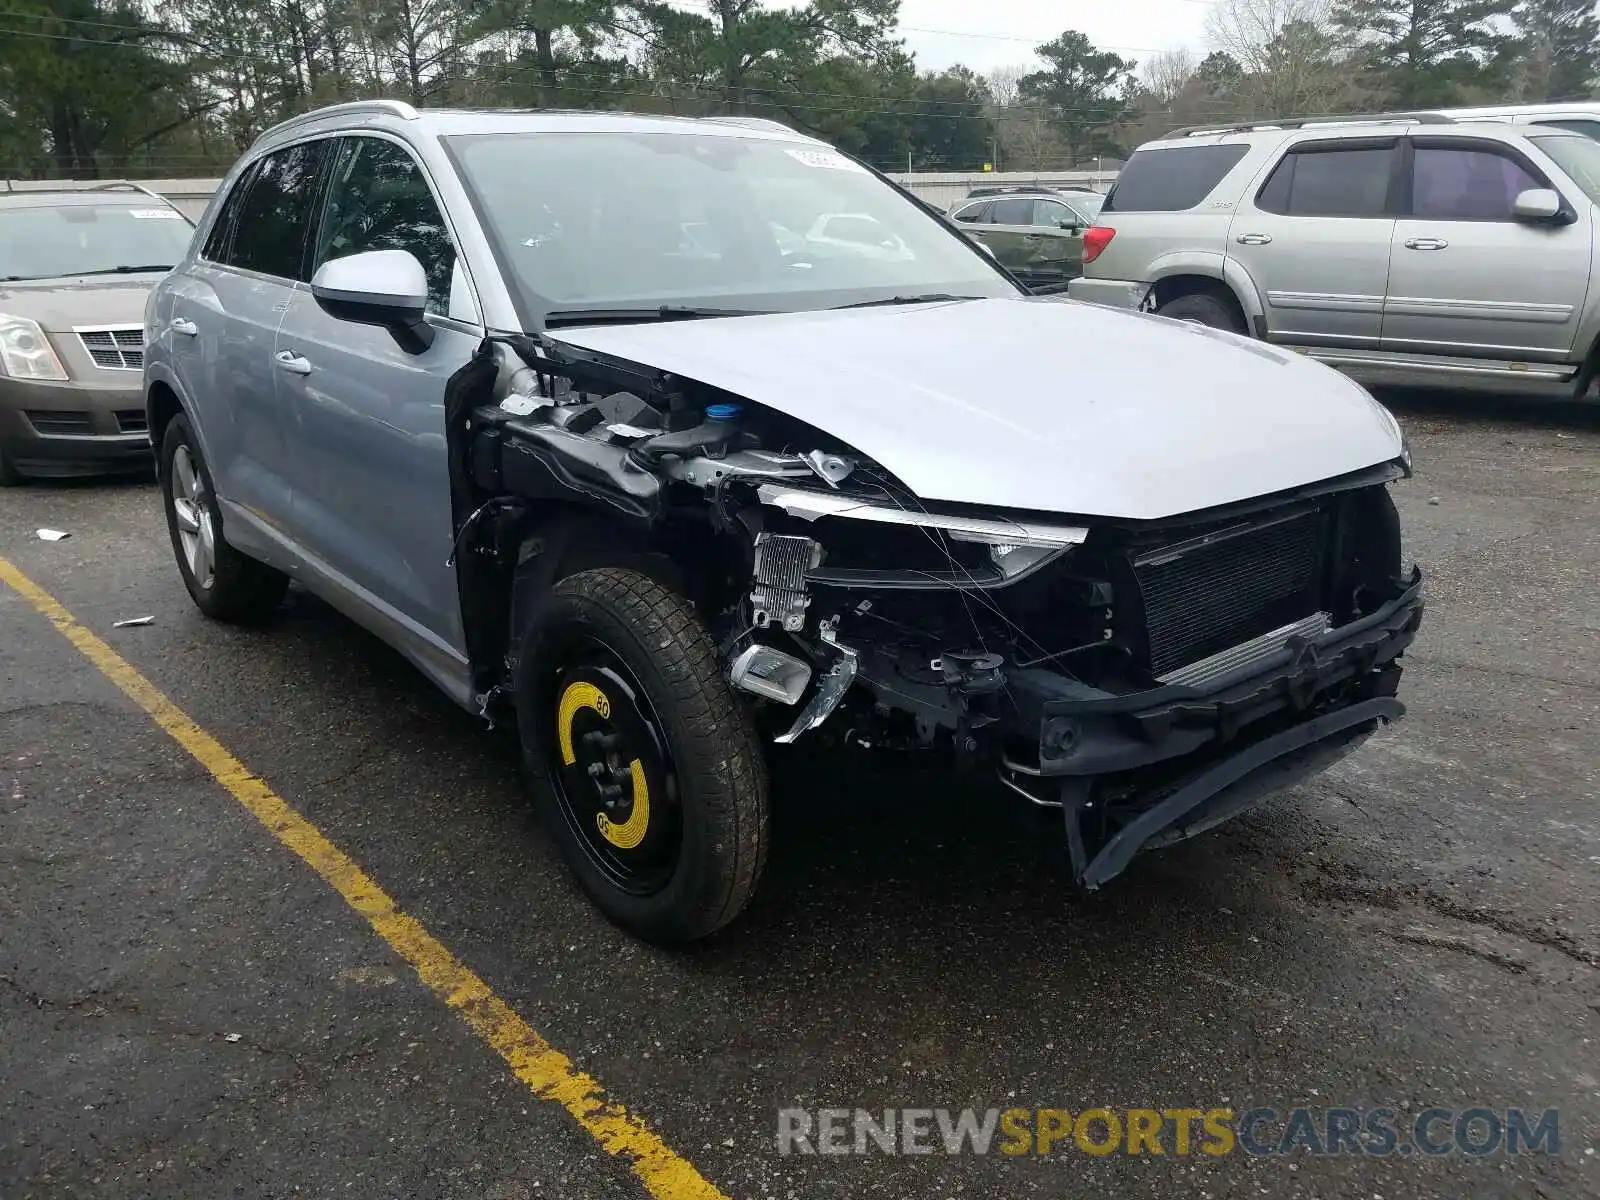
<box><xmin>949</xmin><ymin>188</ymin><xmax>1103</xmax><ymax>291</ymax></box>
<box><xmin>0</xmin><ymin>184</ymin><xmax>194</xmax><ymax>483</ymax></box>
<box><xmin>961</xmin><ymin>183</ymin><xmax>1105</xmax><ymax>203</ymax></box>
<box><xmin>1424</xmin><ymin>101</ymin><xmax>1600</xmax><ymax>143</ymax></box>
<box><xmin>804</xmin><ymin>212</ymin><xmax>914</xmax><ymax>260</ymax></box>
<box><xmin>1068</xmin><ymin>113</ymin><xmax>1600</xmax><ymax>397</ymax></box>
<box><xmin>145</xmin><ymin>102</ymin><xmax>1423</xmax><ymax>942</ymax></box>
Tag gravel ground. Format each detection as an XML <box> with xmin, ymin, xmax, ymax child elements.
<box><xmin>1</xmin><ymin>389</ymin><xmax>1596</xmax><ymax>1199</ymax></box>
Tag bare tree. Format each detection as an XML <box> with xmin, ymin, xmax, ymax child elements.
<box><xmin>984</xmin><ymin>63</ymin><xmax>1026</xmax><ymax>110</ymax></box>
<box><xmin>1141</xmin><ymin>48</ymin><xmax>1197</xmax><ymax>105</ymax></box>
<box><xmin>1207</xmin><ymin>0</ymin><xmax>1325</xmax><ymax>70</ymax></box>
<box><xmin>1205</xmin><ymin>0</ymin><xmax>1362</xmax><ymax>115</ymax></box>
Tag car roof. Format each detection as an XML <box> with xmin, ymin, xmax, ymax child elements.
<box><xmin>0</xmin><ymin>190</ymin><xmax>175</xmax><ymax>211</ymax></box>
<box><xmin>1143</xmin><ymin>118</ymin><xmax>1557</xmax><ymax>152</ymax></box>
<box><xmin>251</xmin><ymin>101</ymin><xmax>827</xmax><ymax>155</ymax></box>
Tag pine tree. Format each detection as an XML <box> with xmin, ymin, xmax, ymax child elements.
<box><xmin>1329</xmin><ymin>0</ymin><xmax>1515</xmax><ymax>107</ymax></box>
<box><xmin>1514</xmin><ymin>0</ymin><xmax>1600</xmax><ymax>100</ymax></box>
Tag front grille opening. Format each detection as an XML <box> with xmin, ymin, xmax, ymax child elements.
<box><xmin>1129</xmin><ymin>509</ymin><xmax>1324</xmax><ymax>678</ymax></box>
<box><xmin>26</xmin><ymin>410</ymin><xmax>93</xmax><ymax>435</ymax></box>
<box><xmin>77</xmin><ymin>328</ymin><xmax>144</xmax><ymax>371</ymax></box>
<box><xmin>115</xmin><ymin>409</ymin><xmax>148</xmax><ymax>433</ymax></box>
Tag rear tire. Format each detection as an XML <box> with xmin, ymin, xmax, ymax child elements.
<box><xmin>158</xmin><ymin>413</ymin><xmax>288</xmax><ymax>623</ymax></box>
<box><xmin>515</xmin><ymin>567</ymin><xmax>769</xmax><ymax>943</ymax></box>
<box><xmin>1157</xmin><ymin>291</ymin><xmax>1246</xmax><ymax>333</ymax></box>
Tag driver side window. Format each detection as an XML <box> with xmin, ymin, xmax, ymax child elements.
<box><xmin>314</xmin><ymin>136</ymin><xmax>459</xmax><ymax>316</ymax></box>
<box><xmin>1032</xmin><ymin>200</ymin><xmax>1073</xmax><ymax>228</ymax></box>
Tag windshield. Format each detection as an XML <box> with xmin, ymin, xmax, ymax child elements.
<box><xmin>1530</xmin><ymin>134</ymin><xmax>1600</xmax><ymax>203</ymax></box>
<box><xmin>443</xmin><ymin>131</ymin><xmax>1018</xmax><ymax>323</ymax></box>
<box><xmin>0</xmin><ymin>203</ymin><xmax>193</xmax><ymax>281</ymax></box>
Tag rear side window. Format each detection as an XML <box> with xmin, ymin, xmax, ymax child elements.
<box><xmin>1256</xmin><ymin>145</ymin><xmax>1395</xmax><ymax>217</ymax></box>
<box><xmin>1102</xmin><ymin>145</ymin><xmax>1250</xmax><ymax>212</ymax></box>
<box><xmin>952</xmin><ymin>202</ymin><xmax>990</xmax><ymax>223</ymax></box>
<box><xmin>989</xmin><ymin>197</ymin><xmax>1034</xmax><ymax>224</ymax></box>
<box><xmin>224</xmin><ymin>141</ymin><xmax>327</xmax><ymax>280</ymax></box>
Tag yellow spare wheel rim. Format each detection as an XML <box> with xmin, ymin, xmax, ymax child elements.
<box><xmin>557</xmin><ymin>680</ymin><xmax>650</xmax><ymax>850</ymax></box>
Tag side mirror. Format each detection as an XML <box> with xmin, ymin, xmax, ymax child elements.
<box><xmin>311</xmin><ymin>248</ymin><xmax>434</xmax><ymax>354</ymax></box>
<box><xmin>1512</xmin><ymin>188</ymin><xmax>1563</xmax><ymax>223</ymax></box>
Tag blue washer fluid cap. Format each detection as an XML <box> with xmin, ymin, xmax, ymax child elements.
<box><xmin>705</xmin><ymin>403</ymin><xmax>742</xmax><ymax>421</ymax></box>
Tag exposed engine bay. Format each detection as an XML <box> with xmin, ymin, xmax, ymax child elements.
<box><xmin>448</xmin><ymin>331</ymin><xmax>1425</xmax><ymax>886</ymax></box>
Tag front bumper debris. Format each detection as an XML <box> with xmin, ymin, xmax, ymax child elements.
<box><xmin>998</xmin><ymin>571</ymin><xmax>1425</xmax><ymax>887</ymax></box>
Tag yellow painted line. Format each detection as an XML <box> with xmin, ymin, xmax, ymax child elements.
<box><xmin>0</xmin><ymin>555</ymin><xmax>729</xmax><ymax>1200</ymax></box>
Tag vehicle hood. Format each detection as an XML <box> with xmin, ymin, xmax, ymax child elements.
<box><xmin>0</xmin><ymin>275</ymin><xmax>160</xmax><ymax>331</ymax></box>
<box><xmin>548</xmin><ymin>296</ymin><xmax>1404</xmax><ymax>521</ymax></box>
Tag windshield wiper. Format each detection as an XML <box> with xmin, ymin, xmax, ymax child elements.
<box><xmin>70</xmin><ymin>264</ymin><xmax>175</xmax><ymax>276</ymax></box>
<box><xmin>834</xmin><ymin>293</ymin><xmax>986</xmax><ymax>309</ymax></box>
<box><xmin>543</xmin><ymin>305</ymin><xmax>766</xmax><ymax>329</ymax></box>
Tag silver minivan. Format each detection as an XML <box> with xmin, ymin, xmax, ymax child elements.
<box><xmin>145</xmin><ymin>102</ymin><xmax>1424</xmax><ymax>941</ymax></box>
<box><xmin>1069</xmin><ymin>114</ymin><xmax>1600</xmax><ymax>396</ymax></box>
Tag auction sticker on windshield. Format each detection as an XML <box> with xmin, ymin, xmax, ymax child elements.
<box><xmin>786</xmin><ymin>148</ymin><xmax>865</xmax><ymax>172</ymax></box>
<box><xmin>129</xmin><ymin>208</ymin><xmax>184</xmax><ymax>219</ymax></box>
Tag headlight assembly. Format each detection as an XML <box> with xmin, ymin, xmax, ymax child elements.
<box><xmin>0</xmin><ymin>313</ymin><xmax>69</xmax><ymax>381</ymax></box>
<box><xmin>945</xmin><ymin>534</ymin><xmax>1068</xmax><ymax>580</ymax></box>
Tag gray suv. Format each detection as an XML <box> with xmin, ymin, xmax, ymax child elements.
<box><xmin>1068</xmin><ymin>114</ymin><xmax>1600</xmax><ymax>397</ymax></box>
<box><xmin>145</xmin><ymin>101</ymin><xmax>1423</xmax><ymax>941</ymax></box>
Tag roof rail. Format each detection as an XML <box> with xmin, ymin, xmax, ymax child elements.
<box><xmin>258</xmin><ymin>98</ymin><xmax>419</xmax><ymax>142</ymax></box>
<box><xmin>1166</xmin><ymin>110</ymin><xmax>1455</xmax><ymax>139</ymax></box>
<box><xmin>0</xmin><ymin>179</ymin><xmax>180</xmax><ymax>205</ymax></box>
<box><xmin>966</xmin><ymin>184</ymin><xmax>1100</xmax><ymax>197</ymax></box>
<box><xmin>87</xmin><ymin>180</ymin><xmax>171</xmax><ymax>204</ymax></box>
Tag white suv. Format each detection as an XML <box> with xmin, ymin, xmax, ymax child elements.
<box><xmin>1069</xmin><ymin>114</ymin><xmax>1600</xmax><ymax>397</ymax></box>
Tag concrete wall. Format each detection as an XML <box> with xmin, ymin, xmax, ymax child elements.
<box><xmin>1</xmin><ymin>178</ymin><xmax>224</xmax><ymax>222</ymax></box>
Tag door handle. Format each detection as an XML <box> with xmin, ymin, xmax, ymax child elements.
<box><xmin>1404</xmin><ymin>237</ymin><xmax>1449</xmax><ymax>250</ymax></box>
<box><xmin>273</xmin><ymin>350</ymin><xmax>313</xmax><ymax>375</ymax></box>
<box><xmin>1235</xmin><ymin>233</ymin><xmax>1273</xmax><ymax>246</ymax></box>
<box><xmin>170</xmin><ymin>317</ymin><xmax>198</xmax><ymax>336</ymax></box>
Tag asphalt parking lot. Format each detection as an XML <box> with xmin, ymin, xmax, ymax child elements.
<box><xmin>2</xmin><ymin>391</ymin><xmax>1598</xmax><ymax>1199</ymax></box>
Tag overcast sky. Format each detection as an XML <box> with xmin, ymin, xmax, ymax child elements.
<box><xmin>895</xmin><ymin>0</ymin><xmax>1214</xmax><ymax>76</ymax></box>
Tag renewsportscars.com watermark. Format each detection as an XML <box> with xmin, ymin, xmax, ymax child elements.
<box><xmin>776</xmin><ymin>1106</ymin><xmax>1562</xmax><ymax>1158</ymax></box>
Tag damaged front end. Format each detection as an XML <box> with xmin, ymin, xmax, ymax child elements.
<box><xmin>451</xmin><ymin>332</ymin><xmax>1424</xmax><ymax>890</ymax></box>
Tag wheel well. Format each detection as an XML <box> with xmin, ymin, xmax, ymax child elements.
<box><xmin>470</xmin><ymin>503</ymin><xmax>742</xmax><ymax>705</ymax></box>
<box><xmin>146</xmin><ymin>381</ymin><xmax>183</xmax><ymax>452</ymax></box>
<box><xmin>1573</xmin><ymin>329</ymin><xmax>1600</xmax><ymax>399</ymax></box>
<box><xmin>1150</xmin><ymin>275</ymin><xmax>1248</xmax><ymax>326</ymax></box>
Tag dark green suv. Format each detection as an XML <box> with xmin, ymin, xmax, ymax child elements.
<box><xmin>950</xmin><ymin>189</ymin><xmax>1104</xmax><ymax>292</ymax></box>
